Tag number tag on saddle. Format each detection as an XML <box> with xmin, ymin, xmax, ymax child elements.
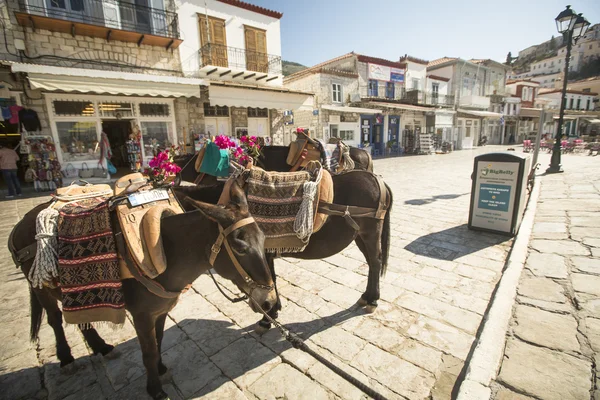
<box><xmin>128</xmin><ymin>189</ymin><xmax>169</xmax><ymax>207</ymax></box>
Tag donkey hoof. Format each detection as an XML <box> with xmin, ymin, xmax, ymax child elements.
<box><xmin>356</xmin><ymin>297</ymin><xmax>369</xmax><ymax>307</ymax></box>
<box><xmin>94</xmin><ymin>344</ymin><xmax>114</xmax><ymax>357</ymax></box>
<box><xmin>59</xmin><ymin>356</ymin><xmax>75</xmax><ymax>368</ymax></box>
<box><xmin>255</xmin><ymin>322</ymin><xmax>271</xmax><ymax>336</ymax></box>
<box><xmin>365</xmin><ymin>305</ymin><xmax>378</xmax><ymax>314</ymax></box>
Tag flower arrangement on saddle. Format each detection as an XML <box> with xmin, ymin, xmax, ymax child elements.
<box><xmin>214</xmin><ymin>134</ymin><xmax>262</xmax><ymax>167</ymax></box>
<box><xmin>143</xmin><ymin>145</ymin><xmax>182</xmax><ymax>186</ymax></box>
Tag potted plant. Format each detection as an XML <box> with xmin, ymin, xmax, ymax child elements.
<box><xmin>143</xmin><ymin>145</ymin><xmax>182</xmax><ymax>187</ymax></box>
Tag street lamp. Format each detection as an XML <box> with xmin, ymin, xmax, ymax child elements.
<box><xmin>547</xmin><ymin>6</ymin><xmax>590</xmax><ymax>173</ymax></box>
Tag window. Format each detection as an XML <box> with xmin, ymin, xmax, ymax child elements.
<box><xmin>587</xmin><ymin>99</ymin><xmax>591</xmax><ymax>110</ymax></box>
<box><xmin>53</xmin><ymin>100</ymin><xmax>94</xmax><ymax>117</ymax></box>
<box><xmin>590</xmin><ymin>45</ymin><xmax>593</xmax><ymax>50</ymax></box>
<box><xmin>332</xmin><ymin>83</ymin><xmax>342</xmax><ymax>103</ymax></box>
<box><xmin>339</xmin><ymin>130</ymin><xmax>355</xmax><ymax>141</ymax></box>
<box><xmin>98</xmin><ymin>102</ymin><xmax>134</xmax><ymax>118</ymax></box>
<box><xmin>385</xmin><ymin>82</ymin><xmax>395</xmax><ymax>99</ymax></box>
<box><xmin>412</xmin><ymin>78</ymin><xmax>419</xmax><ymax>90</ymax></box>
<box><xmin>368</xmin><ymin>80</ymin><xmax>378</xmax><ymax>97</ymax></box>
<box><xmin>247</xmin><ymin>107</ymin><xmax>268</xmax><ymax>118</ymax></box>
<box><xmin>56</xmin><ymin>122</ymin><xmax>98</xmax><ymax>162</ymax></box>
<box><xmin>576</xmin><ymin>98</ymin><xmax>581</xmax><ymax>109</ymax></box>
<box><xmin>139</xmin><ymin>103</ymin><xmax>170</xmax><ymax>117</ymax></box>
<box><xmin>244</xmin><ymin>26</ymin><xmax>268</xmax><ymax>73</ymax></box>
<box><xmin>583</xmin><ymin>88</ymin><xmax>591</xmax><ymax>93</ymax></box>
<box><xmin>198</xmin><ymin>15</ymin><xmax>228</xmax><ymax>67</ymax></box>
<box><xmin>559</xmin><ymin>59</ymin><xmax>562</xmax><ymax>63</ymax></box>
<box><xmin>141</xmin><ymin>121</ymin><xmax>173</xmax><ymax>157</ymax></box>
<box><xmin>204</xmin><ymin>103</ymin><xmax>229</xmax><ymax>116</ymax></box>
<box><xmin>569</xmin><ymin>98</ymin><xmax>574</xmax><ymax>109</ymax></box>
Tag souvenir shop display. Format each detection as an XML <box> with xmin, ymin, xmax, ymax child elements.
<box><xmin>126</xmin><ymin>124</ymin><xmax>143</xmax><ymax>171</ymax></box>
<box><xmin>402</xmin><ymin>129</ymin><xmax>416</xmax><ymax>154</ymax></box>
<box><xmin>23</xmin><ymin>136</ymin><xmax>63</xmax><ymax>191</ymax></box>
<box><xmin>419</xmin><ymin>132</ymin><xmax>433</xmax><ymax>155</ymax></box>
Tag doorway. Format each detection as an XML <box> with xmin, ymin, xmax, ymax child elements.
<box><xmin>102</xmin><ymin>120</ymin><xmax>131</xmax><ymax>171</ymax></box>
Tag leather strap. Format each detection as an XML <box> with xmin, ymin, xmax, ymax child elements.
<box><xmin>209</xmin><ymin>217</ymin><xmax>255</xmax><ymax>266</ymax></box>
<box><xmin>374</xmin><ymin>174</ymin><xmax>388</xmax><ymax>219</ymax></box>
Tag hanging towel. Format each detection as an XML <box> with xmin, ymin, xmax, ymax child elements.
<box><xmin>199</xmin><ymin>141</ymin><xmax>230</xmax><ymax>177</ymax></box>
<box><xmin>9</xmin><ymin>105</ymin><xmax>23</xmax><ymax>124</ymax></box>
<box><xmin>18</xmin><ymin>108</ymin><xmax>42</xmax><ymax>131</ymax></box>
<box><xmin>1</xmin><ymin>106</ymin><xmax>11</xmax><ymax>120</ymax></box>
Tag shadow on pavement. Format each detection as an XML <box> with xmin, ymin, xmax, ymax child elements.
<box><xmin>404</xmin><ymin>193</ymin><xmax>469</xmax><ymax>206</ymax></box>
<box><xmin>405</xmin><ymin>224</ymin><xmax>510</xmax><ymax>261</ymax></box>
<box><xmin>0</xmin><ymin>306</ymin><xmax>368</xmax><ymax>399</ymax></box>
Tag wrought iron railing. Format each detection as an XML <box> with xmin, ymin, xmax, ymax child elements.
<box><xmin>198</xmin><ymin>43</ymin><xmax>282</xmax><ymax>75</ymax></box>
<box><xmin>18</xmin><ymin>0</ymin><xmax>180</xmax><ymax>39</ymax></box>
<box><xmin>359</xmin><ymin>85</ymin><xmax>454</xmax><ymax>106</ymax></box>
<box><xmin>359</xmin><ymin>84</ymin><xmax>405</xmax><ymax>101</ymax></box>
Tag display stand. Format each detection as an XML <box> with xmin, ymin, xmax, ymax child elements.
<box><xmin>419</xmin><ymin>132</ymin><xmax>434</xmax><ymax>155</ymax></box>
<box><xmin>23</xmin><ymin>135</ymin><xmax>62</xmax><ymax>191</ymax></box>
<box><xmin>126</xmin><ymin>139</ymin><xmax>142</xmax><ymax>171</ymax></box>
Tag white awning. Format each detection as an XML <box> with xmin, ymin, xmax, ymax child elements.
<box><xmin>208</xmin><ymin>84</ymin><xmax>313</xmax><ymax>110</ymax></box>
<box><xmin>457</xmin><ymin>108</ymin><xmax>502</xmax><ymax>118</ymax></box>
<box><xmin>584</xmin><ymin>118</ymin><xmax>600</xmax><ymax>124</ymax></box>
<box><xmin>11</xmin><ymin>63</ymin><xmax>206</xmax><ymax>97</ymax></box>
<box><xmin>321</xmin><ymin>105</ymin><xmax>382</xmax><ymax>114</ymax></box>
<box><xmin>370</xmin><ymin>102</ymin><xmax>432</xmax><ymax>112</ymax></box>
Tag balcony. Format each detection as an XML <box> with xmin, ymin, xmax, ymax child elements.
<box><xmin>194</xmin><ymin>43</ymin><xmax>282</xmax><ymax>83</ymax></box>
<box><xmin>410</xmin><ymin>90</ymin><xmax>455</xmax><ymax>107</ymax></box>
<box><xmin>459</xmin><ymin>94</ymin><xmax>490</xmax><ymax>109</ymax></box>
<box><xmin>14</xmin><ymin>0</ymin><xmax>181</xmax><ymax>49</ymax></box>
<box><xmin>359</xmin><ymin>84</ymin><xmax>405</xmax><ymax>101</ymax></box>
<box><xmin>359</xmin><ymin>85</ymin><xmax>454</xmax><ymax>107</ymax></box>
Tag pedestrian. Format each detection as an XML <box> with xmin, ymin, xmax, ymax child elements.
<box><xmin>0</xmin><ymin>143</ymin><xmax>22</xmax><ymax>198</ymax></box>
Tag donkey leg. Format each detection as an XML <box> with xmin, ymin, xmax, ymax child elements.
<box><xmin>355</xmin><ymin>222</ymin><xmax>383</xmax><ymax>312</ymax></box>
<box><xmin>257</xmin><ymin>255</ymin><xmax>280</xmax><ymax>334</ymax></box>
<box><xmin>155</xmin><ymin>313</ymin><xmax>168</xmax><ymax>376</ymax></box>
<box><xmin>79</xmin><ymin>326</ymin><xmax>114</xmax><ymax>356</ymax></box>
<box><xmin>132</xmin><ymin>313</ymin><xmax>166</xmax><ymax>400</ymax></box>
<box><xmin>34</xmin><ymin>288</ymin><xmax>75</xmax><ymax>366</ymax></box>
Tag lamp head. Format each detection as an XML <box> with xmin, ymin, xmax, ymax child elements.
<box><xmin>555</xmin><ymin>5</ymin><xmax>577</xmax><ymax>34</ymax></box>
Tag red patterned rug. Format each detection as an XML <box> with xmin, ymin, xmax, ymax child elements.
<box><xmin>57</xmin><ymin>198</ymin><xmax>125</xmax><ymax>326</ymax></box>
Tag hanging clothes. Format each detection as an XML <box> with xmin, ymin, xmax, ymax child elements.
<box><xmin>9</xmin><ymin>105</ymin><xmax>23</xmax><ymax>124</ymax></box>
<box><xmin>18</xmin><ymin>108</ymin><xmax>42</xmax><ymax>132</ymax></box>
<box><xmin>1</xmin><ymin>106</ymin><xmax>11</xmax><ymax>120</ymax></box>
<box><xmin>199</xmin><ymin>141</ymin><xmax>230</xmax><ymax>177</ymax></box>
<box><xmin>99</xmin><ymin>131</ymin><xmax>113</xmax><ymax>160</ymax></box>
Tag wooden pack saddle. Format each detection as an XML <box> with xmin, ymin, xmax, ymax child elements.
<box><xmin>114</xmin><ymin>173</ymin><xmax>184</xmax><ymax>279</ymax></box>
<box><xmin>286</xmin><ymin>131</ymin><xmax>345</xmax><ymax>173</ymax></box>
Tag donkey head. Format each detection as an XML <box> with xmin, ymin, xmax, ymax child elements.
<box><xmin>184</xmin><ymin>181</ymin><xmax>276</xmax><ymax>314</ymax></box>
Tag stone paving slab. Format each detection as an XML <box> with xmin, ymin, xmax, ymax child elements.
<box><xmin>491</xmin><ymin>152</ymin><xmax>600</xmax><ymax>400</ymax></box>
<box><xmin>0</xmin><ymin>147</ymin><xmax>521</xmax><ymax>399</ymax></box>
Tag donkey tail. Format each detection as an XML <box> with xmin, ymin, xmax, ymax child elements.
<box><xmin>29</xmin><ymin>286</ymin><xmax>44</xmax><ymax>342</ymax></box>
<box><xmin>381</xmin><ymin>183</ymin><xmax>393</xmax><ymax>278</ymax></box>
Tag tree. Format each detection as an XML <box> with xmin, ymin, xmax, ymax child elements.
<box><xmin>506</xmin><ymin>52</ymin><xmax>513</xmax><ymax>65</ymax></box>
<box><xmin>549</xmin><ymin>35</ymin><xmax>557</xmax><ymax>53</ymax></box>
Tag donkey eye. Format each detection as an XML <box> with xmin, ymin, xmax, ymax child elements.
<box><xmin>232</xmin><ymin>240</ymin><xmax>250</xmax><ymax>255</ymax></box>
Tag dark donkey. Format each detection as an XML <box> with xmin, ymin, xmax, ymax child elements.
<box><xmin>175</xmin><ymin>169</ymin><xmax>393</xmax><ymax>332</ymax></box>
<box><xmin>9</xmin><ymin>182</ymin><xmax>276</xmax><ymax>400</ymax></box>
<box><xmin>174</xmin><ymin>145</ymin><xmax>373</xmax><ymax>185</ymax></box>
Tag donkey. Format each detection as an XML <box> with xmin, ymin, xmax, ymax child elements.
<box><xmin>175</xmin><ymin>170</ymin><xmax>393</xmax><ymax>333</ymax></box>
<box><xmin>9</xmin><ymin>182</ymin><xmax>276</xmax><ymax>400</ymax></box>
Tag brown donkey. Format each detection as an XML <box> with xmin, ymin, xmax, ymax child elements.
<box><xmin>9</xmin><ymin>182</ymin><xmax>276</xmax><ymax>400</ymax></box>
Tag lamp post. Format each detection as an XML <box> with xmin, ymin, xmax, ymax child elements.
<box><xmin>547</xmin><ymin>6</ymin><xmax>590</xmax><ymax>173</ymax></box>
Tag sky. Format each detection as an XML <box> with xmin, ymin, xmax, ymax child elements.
<box><xmin>250</xmin><ymin>0</ymin><xmax>600</xmax><ymax>67</ymax></box>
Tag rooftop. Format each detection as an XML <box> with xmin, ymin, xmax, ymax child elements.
<box><xmin>427</xmin><ymin>57</ymin><xmax>457</xmax><ymax>68</ymax></box>
<box><xmin>216</xmin><ymin>0</ymin><xmax>283</xmax><ymax>19</ymax></box>
<box><xmin>399</xmin><ymin>55</ymin><xmax>429</xmax><ymax>65</ymax></box>
<box><xmin>539</xmin><ymin>88</ymin><xmax>598</xmax><ymax>96</ymax></box>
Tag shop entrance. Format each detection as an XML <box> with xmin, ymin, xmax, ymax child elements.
<box><xmin>102</xmin><ymin>120</ymin><xmax>131</xmax><ymax>172</ymax></box>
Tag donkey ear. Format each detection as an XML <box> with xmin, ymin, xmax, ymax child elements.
<box><xmin>183</xmin><ymin>196</ymin><xmax>233</xmax><ymax>225</ymax></box>
<box><xmin>228</xmin><ymin>181</ymin><xmax>248</xmax><ymax>213</ymax></box>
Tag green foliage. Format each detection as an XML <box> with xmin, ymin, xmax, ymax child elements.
<box><xmin>282</xmin><ymin>60</ymin><xmax>307</xmax><ymax>76</ymax></box>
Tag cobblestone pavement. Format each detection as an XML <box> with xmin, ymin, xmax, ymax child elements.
<box><xmin>491</xmin><ymin>152</ymin><xmax>600</xmax><ymax>400</ymax></box>
<box><xmin>1</xmin><ymin>145</ymin><xmax>534</xmax><ymax>400</ymax></box>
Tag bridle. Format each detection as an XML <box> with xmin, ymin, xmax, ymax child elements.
<box><xmin>208</xmin><ymin>216</ymin><xmax>274</xmax><ymax>295</ymax></box>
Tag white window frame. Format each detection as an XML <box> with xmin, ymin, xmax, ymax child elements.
<box><xmin>332</xmin><ymin>82</ymin><xmax>342</xmax><ymax>103</ymax></box>
<box><xmin>45</xmin><ymin>93</ymin><xmax>176</xmax><ymax>168</ymax></box>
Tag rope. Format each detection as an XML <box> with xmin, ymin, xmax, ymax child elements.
<box><xmin>294</xmin><ymin>168</ymin><xmax>322</xmax><ymax>241</ymax></box>
<box><xmin>29</xmin><ymin>206</ymin><xmax>60</xmax><ymax>288</ymax></box>
<box><xmin>339</xmin><ymin>142</ymin><xmax>355</xmax><ymax>171</ymax></box>
<box><xmin>207</xmin><ymin>269</ymin><xmax>248</xmax><ymax>303</ymax></box>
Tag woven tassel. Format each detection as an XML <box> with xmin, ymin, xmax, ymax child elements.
<box><xmin>29</xmin><ymin>206</ymin><xmax>60</xmax><ymax>289</ymax></box>
<box><xmin>293</xmin><ymin>167</ymin><xmax>322</xmax><ymax>241</ymax></box>
<box><xmin>340</xmin><ymin>142</ymin><xmax>355</xmax><ymax>171</ymax></box>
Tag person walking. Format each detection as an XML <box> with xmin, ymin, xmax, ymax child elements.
<box><xmin>0</xmin><ymin>143</ymin><xmax>22</xmax><ymax>198</ymax></box>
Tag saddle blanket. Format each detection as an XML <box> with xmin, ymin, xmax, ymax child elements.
<box><xmin>57</xmin><ymin>198</ymin><xmax>125</xmax><ymax>326</ymax></box>
<box><xmin>317</xmin><ymin>140</ymin><xmax>341</xmax><ymax>172</ymax></box>
<box><xmin>245</xmin><ymin>168</ymin><xmax>315</xmax><ymax>253</ymax></box>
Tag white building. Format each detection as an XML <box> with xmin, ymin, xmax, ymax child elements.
<box><xmin>537</xmin><ymin>89</ymin><xmax>597</xmax><ymax>111</ymax></box>
<box><xmin>176</xmin><ymin>0</ymin><xmax>312</xmax><ymax>143</ymax></box>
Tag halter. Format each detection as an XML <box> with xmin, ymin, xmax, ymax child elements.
<box><xmin>208</xmin><ymin>216</ymin><xmax>274</xmax><ymax>293</ymax></box>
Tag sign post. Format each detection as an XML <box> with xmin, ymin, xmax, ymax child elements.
<box><xmin>468</xmin><ymin>153</ymin><xmax>532</xmax><ymax>236</ymax></box>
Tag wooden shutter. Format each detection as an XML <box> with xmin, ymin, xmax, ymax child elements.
<box><xmin>198</xmin><ymin>15</ymin><xmax>228</xmax><ymax>67</ymax></box>
<box><xmin>244</xmin><ymin>26</ymin><xmax>268</xmax><ymax>73</ymax></box>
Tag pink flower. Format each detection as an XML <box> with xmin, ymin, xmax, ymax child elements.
<box><xmin>240</xmin><ymin>136</ymin><xmax>249</xmax><ymax>144</ymax></box>
<box><xmin>149</xmin><ymin>158</ymin><xmax>158</xmax><ymax>168</ymax></box>
<box><xmin>250</xmin><ymin>136</ymin><xmax>257</xmax><ymax>143</ymax></box>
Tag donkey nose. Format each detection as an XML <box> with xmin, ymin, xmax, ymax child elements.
<box><xmin>262</xmin><ymin>301</ymin><xmax>272</xmax><ymax>312</ymax></box>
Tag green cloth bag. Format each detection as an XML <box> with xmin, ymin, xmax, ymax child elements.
<box><xmin>199</xmin><ymin>141</ymin><xmax>230</xmax><ymax>177</ymax></box>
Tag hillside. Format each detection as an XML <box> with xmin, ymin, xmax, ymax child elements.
<box><xmin>282</xmin><ymin>60</ymin><xmax>307</xmax><ymax>76</ymax></box>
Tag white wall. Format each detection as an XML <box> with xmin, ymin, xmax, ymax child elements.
<box><xmin>538</xmin><ymin>92</ymin><xmax>597</xmax><ymax>111</ymax></box>
<box><xmin>405</xmin><ymin>61</ymin><xmax>427</xmax><ymax>91</ymax></box>
<box><xmin>177</xmin><ymin>0</ymin><xmax>282</xmax><ymax>84</ymax></box>
<box><xmin>428</xmin><ymin>79</ymin><xmax>448</xmax><ymax>95</ymax></box>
